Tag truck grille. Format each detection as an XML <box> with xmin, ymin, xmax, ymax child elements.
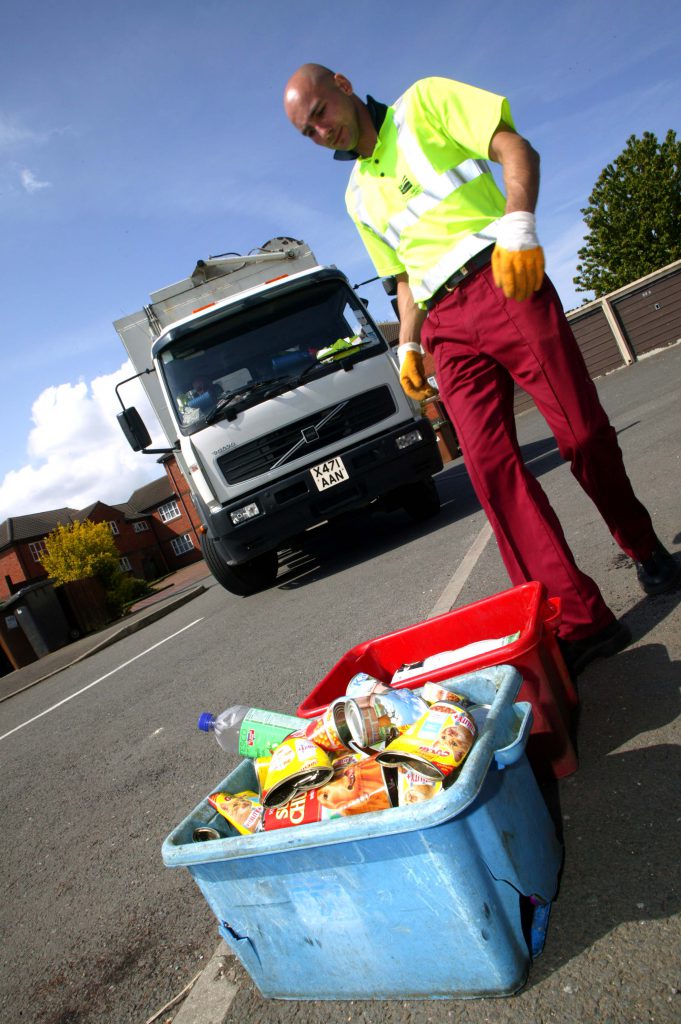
<box><xmin>217</xmin><ymin>386</ymin><xmax>396</xmax><ymax>484</ymax></box>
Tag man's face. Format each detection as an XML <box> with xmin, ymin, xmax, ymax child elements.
<box><xmin>285</xmin><ymin>73</ymin><xmax>360</xmax><ymax>152</ymax></box>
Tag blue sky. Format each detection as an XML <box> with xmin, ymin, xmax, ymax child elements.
<box><xmin>1</xmin><ymin>0</ymin><xmax>679</xmax><ymax>521</ymax></box>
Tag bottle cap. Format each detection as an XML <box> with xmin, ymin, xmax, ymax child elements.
<box><xmin>197</xmin><ymin>712</ymin><xmax>215</xmax><ymax>732</ymax></box>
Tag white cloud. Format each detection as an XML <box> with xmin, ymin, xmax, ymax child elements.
<box><xmin>0</xmin><ymin>114</ymin><xmax>38</xmax><ymax>150</ymax></box>
<box><xmin>20</xmin><ymin>168</ymin><xmax>51</xmax><ymax>193</ymax></box>
<box><xmin>0</xmin><ymin>361</ymin><xmax>167</xmax><ymax>521</ymax></box>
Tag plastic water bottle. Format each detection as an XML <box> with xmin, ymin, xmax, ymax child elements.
<box><xmin>197</xmin><ymin>705</ymin><xmax>306</xmax><ymax>759</ymax></box>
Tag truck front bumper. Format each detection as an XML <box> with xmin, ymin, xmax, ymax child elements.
<box><xmin>207</xmin><ymin>418</ymin><xmax>442</xmax><ymax>563</ymax></box>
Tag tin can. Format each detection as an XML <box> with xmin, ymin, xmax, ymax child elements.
<box><xmin>345</xmin><ymin>689</ymin><xmax>430</xmax><ymax>748</ymax></box>
<box><xmin>262</xmin><ymin>753</ymin><xmax>397</xmax><ymax>830</ymax></box>
<box><xmin>192</xmin><ymin>826</ymin><xmax>223</xmax><ymax>842</ymax></box>
<box><xmin>208</xmin><ymin>790</ymin><xmax>263</xmax><ymax>835</ymax></box>
<box><xmin>304</xmin><ymin>698</ymin><xmax>353</xmax><ymax>753</ymax></box>
<box><xmin>420</xmin><ymin>681</ymin><xmax>474</xmax><ymax>707</ymax></box>
<box><xmin>396</xmin><ymin>765</ymin><xmax>442</xmax><ymax>805</ymax></box>
<box><xmin>377</xmin><ymin>701</ymin><xmax>477</xmax><ymax>780</ymax></box>
<box><xmin>262</xmin><ymin>735</ymin><xmax>334</xmax><ymax>808</ymax></box>
<box><xmin>345</xmin><ymin>672</ymin><xmax>391</xmax><ymax>698</ymax></box>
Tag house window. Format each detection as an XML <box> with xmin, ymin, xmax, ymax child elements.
<box><xmin>133</xmin><ymin>521</ymin><xmax>150</xmax><ymax>533</ymax></box>
<box><xmin>170</xmin><ymin>533</ymin><xmax>194</xmax><ymax>556</ymax></box>
<box><xmin>119</xmin><ymin>556</ymin><xmax>132</xmax><ymax>571</ymax></box>
<box><xmin>108</xmin><ymin>521</ymin><xmax>120</xmax><ymax>535</ymax></box>
<box><xmin>158</xmin><ymin>500</ymin><xmax>181</xmax><ymax>523</ymax></box>
<box><xmin>29</xmin><ymin>540</ymin><xmax>48</xmax><ymax>562</ymax></box>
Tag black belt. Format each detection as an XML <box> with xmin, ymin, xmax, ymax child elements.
<box><xmin>425</xmin><ymin>244</ymin><xmax>495</xmax><ymax>310</ymax></box>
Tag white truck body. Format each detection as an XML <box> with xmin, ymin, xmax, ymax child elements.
<box><xmin>114</xmin><ymin>237</ymin><xmax>441</xmax><ymax>594</ymax></box>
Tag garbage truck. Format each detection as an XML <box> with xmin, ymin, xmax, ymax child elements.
<box><xmin>114</xmin><ymin>237</ymin><xmax>442</xmax><ymax>596</ymax></box>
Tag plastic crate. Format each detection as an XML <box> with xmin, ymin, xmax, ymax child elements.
<box><xmin>163</xmin><ymin>665</ymin><xmax>563</xmax><ymax>1000</ymax></box>
<box><xmin>297</xmin><ymin>582</ymin><xmax>577</xmax><ymax>779</ymax></box>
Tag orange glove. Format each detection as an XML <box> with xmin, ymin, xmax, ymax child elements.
<box><xmin>398</xmin><ymin>344</ymin><xmax>437</xmax><ymax>401</ymax></box>
<box><xmin>492</xmin><ymin>212</ymin><xmax>545</xmax><ymax>302</ymax></box>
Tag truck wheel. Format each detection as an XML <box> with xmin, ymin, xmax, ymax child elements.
<box><xmin>400</xmin><ymin>478</ymin><xmax>441</xmax><ymax>523</ymax></box>
<box><xmin>200</xmin><ymin>534</ymin><xmax>279</xmax><ymax>596</ymax></box>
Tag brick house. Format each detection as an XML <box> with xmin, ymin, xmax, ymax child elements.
<box><xmin>0</xmin><ymin>456</ymin><xmax>203</xmax><ymax>602</ymax></box>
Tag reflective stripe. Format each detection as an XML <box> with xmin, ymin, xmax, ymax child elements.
<box><xmin>347</xmin><ymin>169</ymin><xmax>392</xmax><ymax>246</ymax></box>
<box><xmin>393</xmin><ymin>98</ymin><xmax>489</xmax><ymax>204</ymax></box>
<box><xmin>351</xmin><ymin>99</ymin><xmax>491</xmax><ymax>254</ymax></box>
<box><xmin>418</xmin><ymin>221</ymin><xmax>502</xmax><ymax>301</ymax></box>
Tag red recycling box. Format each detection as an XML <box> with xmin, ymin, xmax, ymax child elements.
<box><xmin>298</xmin><ymin>581</ymin><xmax>578</xmax><ymax>779</ymax></box>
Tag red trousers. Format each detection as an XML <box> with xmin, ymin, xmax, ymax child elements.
<box><xmin>421</xmin><ymin>265</ymin><xmax>657</xmax><ymax>641</ymax></box>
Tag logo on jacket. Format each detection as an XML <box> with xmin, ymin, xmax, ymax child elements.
<box><xmin>398</xmin><ymin>176</ymin><xmax>420</xmax><ymax>197</ymax></box>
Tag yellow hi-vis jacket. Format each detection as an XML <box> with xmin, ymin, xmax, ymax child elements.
<box><xmin>345</xmin><ymin>77</ymin><xmax>514</xmax><ymax>304</ymax></box>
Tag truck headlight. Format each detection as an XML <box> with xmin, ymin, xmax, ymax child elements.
<box><xmin>230</xmin><ymin>502</ymin><xmax>261</xmax><ymax>526</ymax></box>
<box><xmin>395</xmin><ymin>429</ymin><xmax>423</xmax><ymax>450</ymax></box>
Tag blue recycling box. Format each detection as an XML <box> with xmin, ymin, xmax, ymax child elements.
<box><xmin>162</xmin><ymin>665</ymin><xmax>563</xmax><ymax>1000</ymax></box>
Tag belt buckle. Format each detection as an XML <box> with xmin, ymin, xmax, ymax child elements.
<box><xmin>444</xmin><ymin>264</ymin><xmax>468</xmax><ymax>294</ymax></box>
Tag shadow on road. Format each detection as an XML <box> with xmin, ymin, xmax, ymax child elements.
<box><xmin>271</xmin><ymin>432</ymin><xmax>578</xmax><ymax>592</ymax></box>
<box><xmin>526</xmin><ymin>637</ymin><xmax>680</xmax><ymax>990</ymax></box>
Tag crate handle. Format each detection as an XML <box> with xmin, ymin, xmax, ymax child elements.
<box><xmin>494</xmin><ymin>702</ymin><xmax>533</xmax><ymax>768</ymax></box>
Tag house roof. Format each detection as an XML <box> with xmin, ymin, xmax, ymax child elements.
<box><xmin>0</xmin><ymin>507</ymin><xmax>80</xmax><ymax>549</ymax></box>
<box><xmin>126</xmin><ymin>476</ymin><xmax>175</xmax><ymax>514</ymax></box>
<box><xmin>376</xmin><ymin>320</ymin><xmax>399</xmax><ymax>345</ymax></box>
<box><xmin>0</xmin><ymin>474</ymin><xmax>174</xmax><ymax>552</ymax></box>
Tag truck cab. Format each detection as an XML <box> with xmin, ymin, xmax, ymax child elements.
<box><xmin>115</xmin><ymin>238</ymin><xmax>442</xmax><ymax>595</ymax></box>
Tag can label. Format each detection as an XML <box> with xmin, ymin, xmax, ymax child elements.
<box><xmin>378</xmin><ymin>702</ymin><xmax>477</xmax><ymax>779</ymax></box>
<box><xmin>420</xmin><ymin>682</ymin><xmax>473</xmax><ymax>707</ymax></box>
<box><xmin>237</xmin><ymin>708</ymin><xmax>307</xmax><ymax>759</ymax></box>
<box><xmin>262</xmin><ymin>753</ymin><xmax>395</xmax><ymax>830</ymax></box>
<box><xmin>304</xmin><ymin>699</ymin><xmax>352</xmax><ymax>753</ymax></box>
<box><xmin>208</xmin><ymin>790</ymin><xmax>263</xmax><ymax>835</ymax></box>
<box><xmin>345</xmin><ymin>689</ymin><xmax>430</xmax><ymax>747</ymax></box>
<box><xmin>345</xmin><ymin>672</ymin><xmax>391</xmax><ymax>698</ymax></box>
<box><xmin>396</xmin><ymin>765</ymin><xmax>442</xmax><ymax>805</ymax></box>
<box><xmin>261</xmin><ymin>736</ymin><xmax>334</xmax><ymax>808</ymax></box>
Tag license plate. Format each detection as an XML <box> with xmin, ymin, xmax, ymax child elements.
<box><xmin>310</xmin><ymin>456</ymin><xmax>349</xmax><ymax>491</ymax></box>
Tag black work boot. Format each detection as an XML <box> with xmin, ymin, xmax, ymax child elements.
<box><xmin>635</xmin><ymin>542</ymin><xmax>680</xmax><ymax>596</ymax></box>
<box><xmin>557</xmin><ymin>620</ymin><xmax>632</xmax><ymax>678</ymax></box>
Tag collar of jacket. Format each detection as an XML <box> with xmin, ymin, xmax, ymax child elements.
<box><xmin>333</xmin><ymin>95</ymin><xmax>387</xmax><ymax>161</ymax></box>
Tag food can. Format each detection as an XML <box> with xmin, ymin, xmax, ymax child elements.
<box><xmin>377</xmin><ymin>701</ymin><xmax>477</xmax><ymax>780</ymax></box>
<box><xmin>262</xmin><ymin>753</ymin><xmax>396</xmax><ymax>830</ymax></box>
<box><xmin>345</xmin><ymin>689</ymin><xmax>430</xmax><ymax>748</ymax></box>
<box><xmin>396</xmin><ymin>765</ymin><xmax>442</xmax><ymax>805</ymax></box>
<box><xmin>262</xmin><ymin>735</ymin><xmax>334</xmax><ymax>808</ymax></box>
<box><xmin>207</xmin><ymin>791</ymin><xmax>263</xmax><ymax>835</ymax></box>
<box><xmin>345</xmin><ymin>672</ymin><xmax>391</xmax><ymax>698</ymax></box>
<box><xmin>420</xmin><ymin>681</ymin><xmax>474</xmax><ymax>707</ymax></box>
<box><xmin>192</xmin><ymin>826</ymin><xmax>223</xmax><ymax>842</ymax></box>
<box><xmin>304</xmin><ymin>698</ymin><xmax>352</xmax><ymax>753</ymax></box>
<box><xmin>253</xmin><ymin>754</ymin><xmax>272</xmax><ymax>797</ymax></box>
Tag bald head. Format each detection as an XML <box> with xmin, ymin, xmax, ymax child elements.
<box><xmin>285</xmin><ymin>62</ymin><xmax>336</xmax><ymax>99</ymax></box>
<box><xmin>284</xmin><ymin>63</ymin><xmax>376</xmax><ymax>157</ymax></box>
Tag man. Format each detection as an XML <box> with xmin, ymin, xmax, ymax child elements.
<box><xmin>283</xmin><ymin>65</ymin><xmax>679</xmax><ymax>675</ymax></box>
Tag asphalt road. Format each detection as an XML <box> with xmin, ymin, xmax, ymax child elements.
<box><xmin>1</xmin><ymin>343</ymin><xmax>679</xmax><ymax>1024</ymax></box>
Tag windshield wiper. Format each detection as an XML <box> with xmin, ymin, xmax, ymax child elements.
<box><xmin>204</xmin><ymin>376</ymin><xmax>293</xmax><ymax>424</ymax></box>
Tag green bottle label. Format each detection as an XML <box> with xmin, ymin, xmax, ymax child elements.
<box><xmin>237</xmin><ymin>708</ymin><xmax>305</xmax><ymax>758</ymax></box>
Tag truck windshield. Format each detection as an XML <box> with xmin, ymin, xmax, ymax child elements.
<box><xmin>158</xmin><ymin>279</ymin><xmax>386</xmax><ymax>433</ymax></box>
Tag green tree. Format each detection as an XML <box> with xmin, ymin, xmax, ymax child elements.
<box><xmin>574</xmin><ymin>130</ymin><xmax>681</xmax><ymax>298</ymax></box>
<box><xmin>42</xmin><ymin>520</ymin><xmax>149</xmax><ymax>618</ymax></box>
<box><xmin>42</xmin><ymin>520</ymin><xmax>120</xmax><ymax>584</ymax></box>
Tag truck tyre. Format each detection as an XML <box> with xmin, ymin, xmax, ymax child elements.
<box><xmin>399</xmin><ymin>478</ymin><xmax>441</xmax><ymax>523</ymax></box>
<box><xmin>200</xmin><ymin>534</ymin><xmax>279</xmax><ymax>596</ymax></box>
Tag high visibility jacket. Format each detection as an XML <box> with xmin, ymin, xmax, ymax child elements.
<box><xmin>345</xmin><ymin>77</ymin><xmax>514</xmax><ymax>303</ymax></box>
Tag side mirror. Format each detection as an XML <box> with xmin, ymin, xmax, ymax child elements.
<box><xmin>117</xmin><ymin>407</ymin><xmax>152</xmax><ymax>452</ymax></box>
